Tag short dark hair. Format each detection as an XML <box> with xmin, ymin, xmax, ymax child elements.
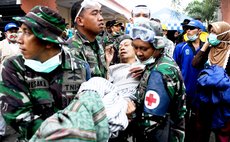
<box><xmin>71</xmin><ymin>0</ymin><xmax>84</xmax><ymax>27</ymax></box>
<box><xmin>135</xmin><ymin>5</ymin><xmax>148</xmax><ymax>8</ymax></box>
<box><xmin>106</xmin><ymin>21</ymin><xmax>111</xmax><ymax>28</ymax></box>
<box><xmin>181</xmin><ymin>19</ymin><xmax>190</xmax><ymax>26</ymax></box>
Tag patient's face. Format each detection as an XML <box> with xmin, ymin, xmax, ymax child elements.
<box><xmin>119</xmin><ymin>39</ymin><xmax>136</xmax><ymax>63</ymax></box>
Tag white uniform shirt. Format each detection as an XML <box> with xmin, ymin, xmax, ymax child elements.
<box><xmin>0</xmin><ymin>39</ymin><xmax>20</xmax><ymax>80</ymax></box>
<box><xmin>0</xmin><ymin>39</ymin><xmax>20</xmax><ymax>63</ymax></box>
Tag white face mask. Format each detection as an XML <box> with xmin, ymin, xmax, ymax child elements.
<box><xmin>138</xmin><ymin>56</ymin><xmax>155</xmax><ymax>65</ymax></box>
<box><xmin>133</xmin><ymin>17</ymin><xmax>150</xmax><ymax>26</ymax></box>
<box><xmin>24</xmin><ymin>53</ymin><xmax>61</xmax><ymax>73</ymax></box>
<box><xmin>187</xmin><ymin>33</ymin><xmax>198</xmax><ymax>41</ymax></box>
<box><xmin>6</xmin><ymin>33</ymin><xmax>18</xmax><ymax>42</ymax></box>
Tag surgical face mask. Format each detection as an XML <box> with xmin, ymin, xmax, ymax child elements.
<box><xmin>6</xmin><ymin>33</ymin><xmax>18</xmax><ymax>42</ymax></box>
<box><xmin>187</xmin><ymin>33</ymin><xmax>198</xmax><ymax>41</ymax></box>
<box><xmin>139</xmin><ymin>56</ymin><xmax>155</xmax><ymax>65</ymax></box>
<box><xmin>133</xmin><ymin>17</ymin><xmax>150</xmax><ymax>26</ymax></box>
<box><xmin>24</xmin><ymin>53</ymin><xmax>61</xmax><ymax>73</ymax></box>
<box><xmin>208</xmin><ymin>29</ymin><xmax>230</xmax><ymax>46</ymax></box>
<box><xmin>208</xmin><ymin>33</ymin><xmax>220</xmax><ymax>46</ymax></box>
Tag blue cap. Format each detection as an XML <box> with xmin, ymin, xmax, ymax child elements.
<box><xmin>4</xmin><ymin>22</ymin><xmax>19</xmax><ymax>32</ymax></box>
<box><xmin>186</xmin><ymin>20</ymin><xmax>204</xmax><ymax>30</ymax></box>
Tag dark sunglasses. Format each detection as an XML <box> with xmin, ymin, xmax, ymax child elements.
<box><xmin>187</xmin><ymin>26</ymin><xmax>197</xmax><ymax>30</ymax></box>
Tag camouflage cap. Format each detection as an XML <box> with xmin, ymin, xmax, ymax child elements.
<box><xmin>13</xmin><ymin>6</ymin><xmax>66</xmax><ymax>44</ymax></box>
<box><xmin>131</xmin><ymin>20</ymin><xmax>166</xmax><ymax>49</ymax></box>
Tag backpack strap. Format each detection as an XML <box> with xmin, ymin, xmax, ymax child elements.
<box><xmin>136</xmin><ymin>63</ymin><xmax>156</xmax><ymax>104</ymax></box>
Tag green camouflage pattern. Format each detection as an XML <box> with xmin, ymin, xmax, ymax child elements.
<box><xmin>0</xmin><ymin>49</ymin><xmax>91</xmax><ymax>141</ymax></box>
<box><xmin>136</xmin><ymin>54</ymin><xmax>186</xmax><ymax>142</ymax></box>
<box><xmin>13</xmin><ymin>6</ymin><xmax>66</xmax><ymax>44</ymax></box>
<box><xmin>138</xmin><ymin>54</ymin><xmax>186</xmax><ymax>122</ymax></box>
<box><xmin>101</xmin><ymin>32</ymin><xmax>119</xmax><ymax>48</ymax></box>
<box><xmin>100</xmin><ymin>32</ymin><xmax>122</xmax><ymax>65</ymax></box>
<box><xmin>30</xmin><ymin>91</ymin><xmax>109</xmax><ymax>142</ymax></box>
<box><xmin>68</xmin><ymin>31</ymin><xmax>107</xmax><ymax>78</ymax></box>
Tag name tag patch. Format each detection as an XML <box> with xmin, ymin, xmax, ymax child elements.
<box><xmin>28</xmin><ymin>79</ymin><xmax>49</xmax><ymax>89</ymax></box>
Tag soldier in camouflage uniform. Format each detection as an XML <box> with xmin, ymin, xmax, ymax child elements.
<box><xmin>130</xmin><ymin>20</ymin><xmax>187</xmax><ymax>142</ymax></box>
<box><xmin>102</xmin><ymin>34</ymin><xmax>120</xmax><ymax>65</ymax></box>
<box><xmin>0</xmin><ymin>6</ymin><xmax>91</xmax><ymax>141</ymax></box>
<box><xmin>67</xmin><ymin>0</ymin><xmax>110</xmax><ymax>78</ymax></box>
<box><xmin>104</xmin><ymin>20</ymin><xmax>124</xmax><ymax>65</ymax></box>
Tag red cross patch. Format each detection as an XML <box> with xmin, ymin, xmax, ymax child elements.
<box><xmin>144</xmin><ymin>90</ymin><xmax>160</xmax><ymax>109</ymax></box>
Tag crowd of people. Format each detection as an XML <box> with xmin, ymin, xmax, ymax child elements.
<box><xmin>0</xmin><ymin>0</ymin><xmax>229</xmax><ymax>142</ymax></box>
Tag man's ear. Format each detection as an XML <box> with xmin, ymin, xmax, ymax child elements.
<box><xmin>46</xmin><ymin>42</ymin><xmax>53</xmax><ymax>49</ymax></box>
<box><xmin>75</xmin><ymin>16</ymin><xmax>84</xmax><ymax>27</ymax></box>
<box><xmin>198</xmin><ymin>28</ymin><xmax>202</xmax><ymax>34</ymax></box>
<box><xmin>45</xmin><ymin>42</ymin><xmax>59</xmax><ymax>49</ymax></box>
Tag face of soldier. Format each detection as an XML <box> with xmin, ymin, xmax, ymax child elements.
<box><xmin>111</xmin><ymin>25</ymin><xmax>121</xmax><ymax>34</ymax></box>
<box><xmin>17</xmin><ymin>24</ymin><xmax>47</xmax><ymax>61</ymax></box>
<box><xmin>132</xmin><ymin>39</ymin><xmax>154</xmax><ymax>62</ymax></box>
<box><xmin>132</xmin><ymin>13</ymin><xmax>150</xmax><ymax>25</ymax></box>
<box><xmin>131</xmin><ymin>6</ymin><xmax>150</xmax><ymax>24</ymax></box>
<box><xmin>133</xmin><ymin>12</ymin><xmax>150</xmax><ymax>19</ymax></box>
<box><xmin>77</xmin><ymin>2</ymin><xmax>104</xmax><ymax>35</ymax></box>
<box><xmin>106</xmin><ymin>26</ymin><xmax>112</xmax><ymax>33</ymax></box>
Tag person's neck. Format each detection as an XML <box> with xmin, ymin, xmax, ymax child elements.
<box><xmin>192</xmin><ymin>38</ymin><xmax>201</xmax><ymax>49</ymax></box>
<box><xmin>40</xmin><ymin>48</ymin><xmax>61</xmax><ymax>63</ymax></box>
<box><xmin>77</xmin><ymin>28</ymin><xmax>97</xmax><ymax>42</ymax></box>
<box><xmin>121</xmin><ymin>58</ymin><xmax>136</xmax><ymax>64</ymax></box>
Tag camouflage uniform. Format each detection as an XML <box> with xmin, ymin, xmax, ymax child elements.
<box><xmin>30</xmin><ymin>90</ymin><xmax>109</xmax><ymax>142</ymax></box>
<box><xmin>68</xmin><ymin>31</ymin><xmax>107</xmax><ymax>78</ymax></box>
<box><xmin>0</xmin><ymin>49</ymin><xmax>91</xmax><ymax>141</ymax></box>
<box><xmin>101</xmin><ymin>31</ymin><xmax>121</xmax><ymax>65</ymax></box>
<box><xmin>134</xmin><ymin>54</ymin><xmax>187</xmax><ymax>142</ymax></box>
<box><xmin>126</xmin><ymin>15</ymin><xmax>187</xmax><ymax>142</ymax></box>
<box><xmin>101</xmin><ymin>32</ymin><xmax>115</xmax><ymax>47</ymax></box>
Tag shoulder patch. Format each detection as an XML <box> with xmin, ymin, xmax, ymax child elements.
<box><xmin>144</xmin><ymin>90</ymin><xmax>160</xmax><ymax>110</ymax></box>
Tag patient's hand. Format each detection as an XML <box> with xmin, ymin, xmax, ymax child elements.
<box><xmin>126</xmin><ymin>100</ymin><xmax>136</xmax><ymax>121</ymax></box>
<box><xmin>105</xmin><ymin>44</ymin><xmax>114</xmax><ymax>66</ymax></box>
<box><xmin>129</xmin><ymin>66</ymin><xmax>145</xmax><ymax>78</ymax></box>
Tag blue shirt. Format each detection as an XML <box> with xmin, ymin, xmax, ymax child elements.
<box><xmin>173</xmin><ymin>42</ymin><xmax>204</xmax><ymax>100</ymax></box>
